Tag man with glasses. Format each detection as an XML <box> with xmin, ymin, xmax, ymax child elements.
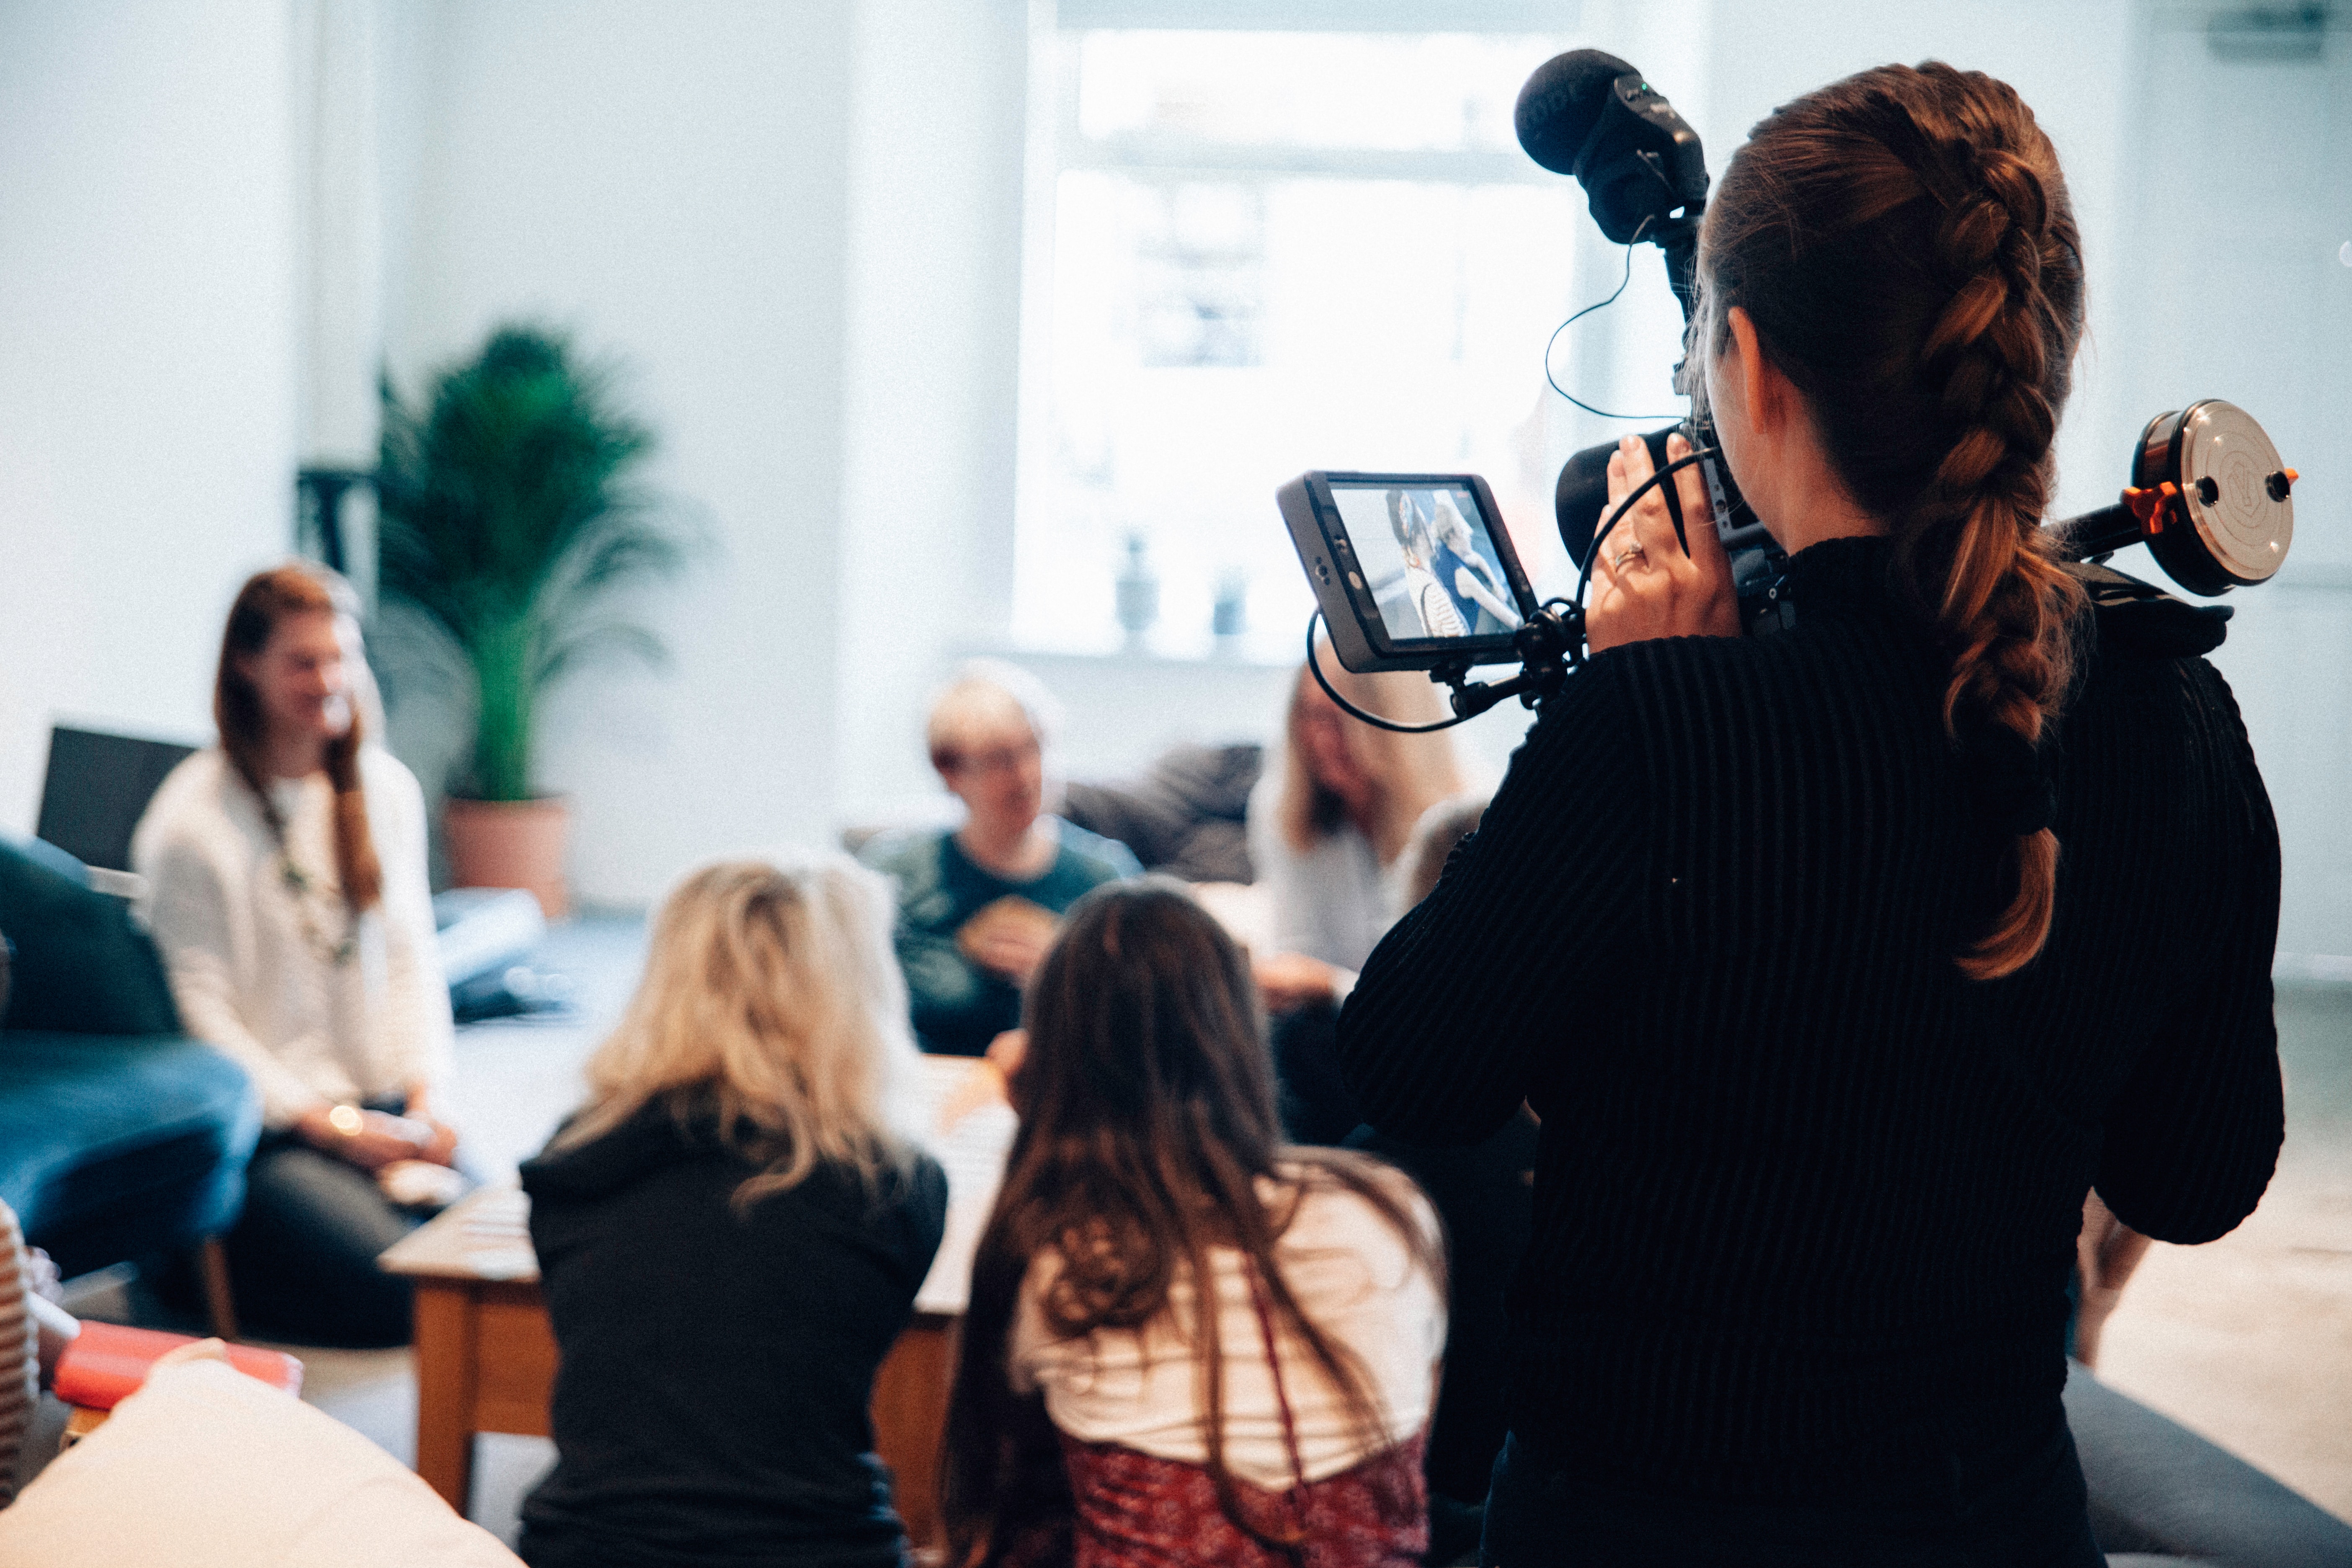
<box><xmin>860</xmin><ymin>660</ymin><xmax>1141</xmax><ymax>1056</ymax></box>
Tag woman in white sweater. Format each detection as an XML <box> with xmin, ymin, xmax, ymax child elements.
<box><xmin>133</xmin><ymin>565</ymin><xmax>456</xmax><ymax>1346</ymax></box>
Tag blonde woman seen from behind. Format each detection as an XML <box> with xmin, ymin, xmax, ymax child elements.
<box><xmin>517</xmin><ymin>856</ymin><xmax>948</xmax><ymax>1568</ymax></box>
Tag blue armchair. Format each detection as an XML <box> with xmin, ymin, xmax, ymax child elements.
<box><xmin>0</xmin><ymin>836</ymin><xmax>258</xmax><ymax>1297</ymax></box>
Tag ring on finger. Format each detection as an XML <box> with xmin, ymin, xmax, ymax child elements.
<box><xmin>1612</xmin><ymin>542</ymin><xmax>1649</xmax><ymax>573</ymax></box>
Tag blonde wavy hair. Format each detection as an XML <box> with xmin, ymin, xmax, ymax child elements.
<box><xmin>553</xmin><ymin>854</ymin><xmax>924</xmax><ymax>1204</ymax></box>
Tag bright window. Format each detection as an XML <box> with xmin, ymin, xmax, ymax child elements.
<box><xmin>1012</xmin><ymin>27</ymin><xmax>1682</xmax><ymax>659</ymax></box>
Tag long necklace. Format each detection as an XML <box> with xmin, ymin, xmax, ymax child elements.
<box><xmin>263</xmin><ymin>787</ymin><xmax>357</xmax><ymax>969</ymax></box>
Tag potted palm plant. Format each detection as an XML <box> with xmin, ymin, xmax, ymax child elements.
<box><xmin>376</xmin><ymin>325</ymin><xmax>687</xmax><ymax>918</ymax></box>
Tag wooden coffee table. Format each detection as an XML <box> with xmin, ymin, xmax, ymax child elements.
<box><xmin>379</xmin><ymin>1055</ymin><xmax>1013</xmax><ymax>1556</ymax></box>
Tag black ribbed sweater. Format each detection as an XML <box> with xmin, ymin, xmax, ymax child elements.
<box><xmin>1335</xmin><ymin>536</ymin><xmax>2282</xmax><ymax>1501</ymax></box>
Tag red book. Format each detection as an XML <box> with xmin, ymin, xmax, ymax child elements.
<box><xmin>52</xmin><ymin>1321</ymin><xmax>304</xmax><ymax>1411</ymax></box>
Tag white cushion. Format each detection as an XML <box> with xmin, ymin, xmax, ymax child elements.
<box><xmin>0</xmin><ymin>1359</ymin><xmax>521</xmax><ymax>1567</ymax></box>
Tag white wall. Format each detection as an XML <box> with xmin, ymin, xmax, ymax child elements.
<box><xmin>835</xmin><ymin>0</ymin><xmax>1033</xmax><ymax>825</ymax></box>
<box><xmin>376</xmin><ymin>0</ymin><xmax>859</xmax><ymax>905</ymax></box>
<box><xmin>2107</xmin><ymin>13</ymin><xmax>2352</xmax><ymax>966</ymax></box>
<box><xmin>0</xmin><ymin>0</ymin><xmax>298</xmax><ymax>830</ymax></box>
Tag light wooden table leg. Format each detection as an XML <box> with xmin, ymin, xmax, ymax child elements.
<box><xmin>412</xmin><ymin>1282</ymin><xmax>480</xmax><ymax>1515</ymax></box>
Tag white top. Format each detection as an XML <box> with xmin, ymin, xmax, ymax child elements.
<box><xmin>1008</xmin><ymin>1166</ymin><xmax>1444</xmax><ymax>1490</ymax></box>
<box><xmin>132</xmin><ymin>747</ymin><xmax>453</xmax><ymax>1129</ymax></box>
<box><xmin>1405</xmin><ymin>568</ymin><xmax>1467</xmax><ymax>638</ymax></box>
<box><xmin>1247</xmin><ymin>763</ymin><xmax>1405</xmax><ymax>976</ymax></box>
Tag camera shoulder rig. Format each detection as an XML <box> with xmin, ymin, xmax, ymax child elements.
<box><xmin>2063</xmin><ymin>560</ymin><xmax>2233</xmax><ymax>661</ymax></box>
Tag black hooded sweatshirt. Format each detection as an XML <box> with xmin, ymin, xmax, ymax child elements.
<box><xmin>517</xmin><ymin>1102</ymin><xmax>947</xmax><ymax>1568</ymax></box>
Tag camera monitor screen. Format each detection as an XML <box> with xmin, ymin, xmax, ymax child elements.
<box><xmin>1277</xmin><ymin>470</ymin><xmax>1537</xmax><ymax>673</ymax></box>
<box><xmin>1329</xmin><ymin>480</ymin><xmax>1521</xmax><ymax>641</ymax></box>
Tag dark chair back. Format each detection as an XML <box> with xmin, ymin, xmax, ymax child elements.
<box><xmin>35</xmin><ymin>725</ymin><xmax>195</xmax><ymax>873</ymax></box>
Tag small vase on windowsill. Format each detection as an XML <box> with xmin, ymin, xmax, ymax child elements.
<box><xmin>1211</xmin><ymin>570</ymin><xmax>1248</xmax><ymax>657</ymax></box>
<box><xmin>1116</xmin><ymin>534</ymin><xmax>1160</xmax><ymax>653</ymax></box>
<box><xmin>443</xmin><ymin>796</ymin><xmax>570</xmax><ymax>920</ymax></box>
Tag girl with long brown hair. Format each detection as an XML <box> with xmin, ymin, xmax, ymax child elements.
<box><xmin>133</xmin><ymin>564</ymin><xmax>457</xmax><ymax>1346</ymax></box>
<box><xmin>1336</xmin><ymin>63</ymin><xmax>2281</xmax><ymax>1564</ymax></box>
<box><xmin>941</xmin><ymin>880</ymin><xmax>1445</xmax><ymax>1567</ymax></box>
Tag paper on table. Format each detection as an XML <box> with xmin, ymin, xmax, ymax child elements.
<box><xmin>910</xmin><ymin>1055</ymin><xmax>1017</xmax><ymax>1317</ymax></box>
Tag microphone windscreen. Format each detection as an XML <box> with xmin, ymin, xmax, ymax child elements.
<box><xmin>1515</xmin><ymin>50</ymin><xmax>1639</xmax><ymax>175</ymax></box>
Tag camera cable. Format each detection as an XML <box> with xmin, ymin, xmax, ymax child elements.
<box><xmin>1542</xmin><ymin>215</ymin><xmax>1685</xmax><ymax>423</ymax></box>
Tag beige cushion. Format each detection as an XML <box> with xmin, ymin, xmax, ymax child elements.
<box><xmin>0</xmin><ymin>1359</ymin><xmax>521</xmax><ymax>1567</ymax></box>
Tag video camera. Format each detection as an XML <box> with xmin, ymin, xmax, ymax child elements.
<box><xmin>1279</xmin><ymin>50</ymin><xmax>2301</xmax><ymax>729</ymax></box>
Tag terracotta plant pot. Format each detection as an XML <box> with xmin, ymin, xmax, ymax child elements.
<box><xmin>444</xmin><ymin>796</ymin><xmax>571</xmax><ymax>920</ymax></box>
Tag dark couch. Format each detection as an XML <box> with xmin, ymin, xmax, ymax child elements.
<box><xmin>1059</xmin><ymin>742</ymin><xmax>1262</xmax><ymax>883</ymax></box>
<box><xmin>0</xmin><ymin>836</ymin><xmax>258</xmax><ymax>1278</ymax></box>
<box><xmin>2067</xmin><ymin>1359</ymin><xmax>2352</xmax><ymax>1566</ymax></box>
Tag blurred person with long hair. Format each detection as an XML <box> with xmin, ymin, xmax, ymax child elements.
<box><xmin>134</xmin><ymin>564</ymin><xmax>454</xmax><ymax>1346</ymax></box>
<box><xmin>517</xmin><ymin>855</ymin><xmax>946</xmax><ymax>1568</ymax></box>
<box><xmin>941</xmin><ymin>881</ymin><xmax>1444</xmax><ymax>1568</ymax></box>
<box><xmin>1246</xmin><ymin>651</ymin><xmax>1465</xmax><ymax>1142</ymax></box>
<box><xmin>1338</xmin><ymin>64</ymin><xmax>2282</xmax><ymax>1565</ymax></box>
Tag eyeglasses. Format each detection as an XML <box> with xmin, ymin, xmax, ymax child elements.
<box><xmin>931</xmin><ymin>738</ymin><xmax>1041</xmax><ymax>777</ymax></box>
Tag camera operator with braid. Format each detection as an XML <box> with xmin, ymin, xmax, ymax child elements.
<box><xmin>1336</xmin><ymin>62</ymin><xmax>2282</xmax><ymax>1566</ymax></box>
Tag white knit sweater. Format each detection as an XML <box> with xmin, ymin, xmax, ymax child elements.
<box><xmin>132</xmin><ymin>748</ymin><xmax>453</xmax><ymax>1129</ymax></box>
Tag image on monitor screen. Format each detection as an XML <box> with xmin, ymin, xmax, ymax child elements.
<box><xmin>1328</xmin><ymin>482</ymin><xmax>1521</xmax><ymax>642</ymax></box>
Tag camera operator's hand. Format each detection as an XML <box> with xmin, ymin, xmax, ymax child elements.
<box><xmin>1589</xmin><ymin>431</ymin><xmax>1741</xmax><ymax>652</ymax></box>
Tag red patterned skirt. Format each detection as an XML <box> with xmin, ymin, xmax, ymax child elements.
<box><xmin>1006</xmin><ymin>1431</ymin><xmax>1427</xmax><ymax>1568</ymax></box>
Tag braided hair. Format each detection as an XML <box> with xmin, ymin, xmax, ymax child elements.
<box><xmin>1697</xmin><ymin>62</ymin><xmax>2087</xmax><ymax>979</ymax></box>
